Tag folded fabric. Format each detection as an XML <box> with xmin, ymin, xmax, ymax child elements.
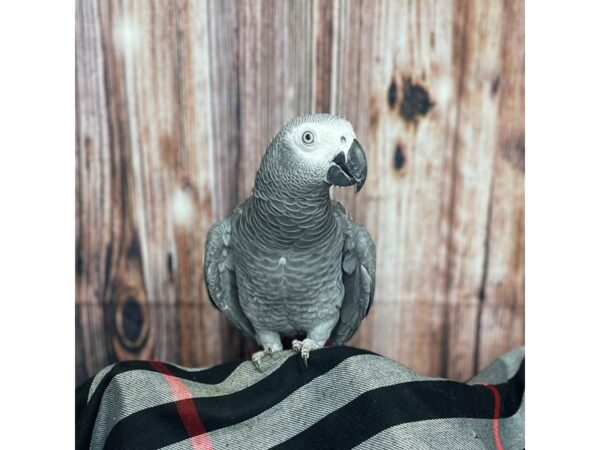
<box><xmin>76</xmin><ymin>346</ymin><xmax>524</xmax><ymax>450</ymax></box>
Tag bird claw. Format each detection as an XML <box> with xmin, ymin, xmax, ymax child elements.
<box><xmin>251</xmin><ymin>353</ymin><xmax>265</xmax><ymax>372</ymax></box>
<box><xmin>292</xmin><ymin>338</ymin><xmax>321</xmax><ymax>367</ymax></box>
<box><xmin>251</xmin><ymin>344</ymin><xmax>280</xmax><ymax>372</ymax></box>
<box><xmin>302</xmin><ymin>351</ymin><xmax>309</xmax><ymax>367</ymax></box>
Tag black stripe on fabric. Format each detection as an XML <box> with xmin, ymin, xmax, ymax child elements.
<box><xmin>103</xmin><ymin>346</ymin><xmax>374</xmax><ymax>450</ymax></box>
<box><xmin>273</xmin><ymin>359</ymin><xmax>525</xmax><ymax>450</ymax></box>
<box><xmin>75</xmin><ymin>358</ymin><xmax>244</xmax><ymax>450</ymax></box>
<box><xmin>75</xmin><ymin>377</ymin><xmax>92</xmax><ymax>426</ymax></box>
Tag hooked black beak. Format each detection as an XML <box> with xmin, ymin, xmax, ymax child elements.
<box><xmin>326</xmin><ymin>139</ymin><xmax>368</xmax><ymax>192</ymax></box>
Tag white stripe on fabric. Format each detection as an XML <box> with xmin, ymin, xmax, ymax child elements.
<box><xmin>87</xmin><ymin>363</ymin><xmax>116</xmax><ymax>402</ymax></box>
<box><xmin>164</xmin><ymin>362</ymin><xmax>209</xmax><ymax>371</ymax></box>
<box><xmin>468</xmin><ymin>346</ymin><xmax>524</xmax><ymax>385</ymax></box>
<box><xmin>352</xmin><ymin>418</ymin><xmax>489</xmax><ymax>450</ymax></box>
<box><xmin>159</xmin><ymin>438</ymin><xmax>197</xmax><ymax>450</ymax></box>
<box><xmin>353</xmin><ymin>399</ymin><xmax>525</xmax><ymax>450</ymax></box>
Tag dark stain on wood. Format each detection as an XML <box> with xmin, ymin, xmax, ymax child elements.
<box><xmin>111</xmin><ymin>281</ymin><xmax>149</xmax><ymax>353</ymax></box>
<box><xmin>474</xmin><ymin>194</ymin><xmax>494</xmax><ymax>372</ymax></box>
<box><xmin>393</xmin><ymin>143</ymin><xmax>406</xmax><ymax>171</ymax></box>
<box><xmin>181</xmin><ymin>176</ymin><xmax>196</xmax><ymax>194</ymax></box>
<box><xmin>477</xmin><ymin>285</ymin><xmax>486</xmax><ymax>301</ymax></box>
<box><xmin>76</xmin><ymin>242</ymin><xmax>84</xmax><ymax>277</ymax></box>
<box><xmin>369</xmin><ymin>95</ymin><xmax>379</xmax><ymax>132</ymax></box>
<box><xmin>84</xmin><ymin>136</ymin><xmax>93</xmax><ymax>170</ymax></box>
<box><xmin>430</xmin><ymin>31</ymin><xmax>436</xmax><ymax>49</ymax></box>
<box><xmin>167</xmin><ymin>252</ymin><xmax>174</xmax><ymax>279</ymax></box>
<box><xmin>438</xmin><ymin>312</ymin><xmax>450</xmax><ymax>378</ymax></box>
<box><xmin>387</xmin><ymin>77</ymin><xmax>398</xmax><ymax>109</ymax></box>
<box><xmin>399</xmin><ymin>77</ymin><xmax>434</xmax><ymax>123</ymax></box>
<box><xmin>491</xmin><ymin>75</ymin><xmax>501</xmax><ymax>96</ymax></box>
<box><xmin>122</xmin><ymin>296</ymin><xmax>144</xmax><ymax>344</ymax></box>
<box><xmin>103</xmin><ymin>242</ymin><xmax>113</xmax><ymax>292</ymax></box>
<box><xmin>477</xmin><ymin>186</ymin><xmax>494</xmax><ymax>304</ymax></box>
<box><xmin>501</xmin><ymin>133</ymin><xmax>525</xmax><ymax>172</ymax></box>
<box><xmin>127</xmin><ymin>230</ymin><xmax>142</xmax><ymax>261</ymax></box>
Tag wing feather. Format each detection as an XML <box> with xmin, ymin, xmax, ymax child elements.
<box><xmin>203</xmin><ymin>214</ymin><xmax>255</xmax><ymax>338</ymax></box>
<box><xmin>331</xmin><ymin>204</ymin><xmax>376</xmax><ymax>345</ymax></box>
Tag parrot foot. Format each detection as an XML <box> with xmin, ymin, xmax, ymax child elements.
<box><xmin>292</xmin><ymin>338</ymin><xmax>322</xmax><ymax>367</ymax></box>
<box><xmin>251</xmin><ymin>344</ymin><xmax>279</xmax><ymax>372</ymax></box>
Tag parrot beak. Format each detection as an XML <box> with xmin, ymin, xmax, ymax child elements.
<box><xmin>326</xmin><ymin>139</ymin><xmax>368</xmax><ymax>192</ymax></box>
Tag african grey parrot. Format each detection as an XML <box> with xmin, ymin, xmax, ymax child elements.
<box><xmin>204</xmin><ymin>114</ymin><xmax>375</xmax><ymax>369</ymax></box>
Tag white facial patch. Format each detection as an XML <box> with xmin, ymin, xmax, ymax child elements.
<box><xmin>292</xmin><ymin>121</ymin><xmax>356</xmax><ymax>163</ymax></box>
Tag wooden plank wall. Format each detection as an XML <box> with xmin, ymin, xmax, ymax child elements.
<box><xmin>76</xmin><ymin>0</ymin><xmax>524</xmax><ymax>385</ymax></box>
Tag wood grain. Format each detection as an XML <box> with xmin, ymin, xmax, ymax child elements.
<box><xmin>76</xmin><ymin>0</ymin><xmax>525</xmax><ymax>385</ymax></box>
<box><xmin>476</xmin><ymin>0</ymin><xmax>525</xmax><ymax>372</ymax></box>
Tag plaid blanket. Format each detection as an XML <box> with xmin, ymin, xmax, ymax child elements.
<box><xmin>76</xmin><ymin>346</ymin><xmax>524</xmax><ymax>449</ymax></box>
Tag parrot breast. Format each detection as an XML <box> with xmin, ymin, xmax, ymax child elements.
<box><xmin>232</xmin><ymin>196</ymin><xmax>346</xmax><ymax>336</ymax></box>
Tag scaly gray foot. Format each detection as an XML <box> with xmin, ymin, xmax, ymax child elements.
<box><xmin>292</xmin><ymin>338</ymin><xmax>322</xmax><ymax>366</ymax></box>
<box><xmin>251</xmin><ymin>344</ymin><xmax>278</xmax><ymax>372</ymax></box>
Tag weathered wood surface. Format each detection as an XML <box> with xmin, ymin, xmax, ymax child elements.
<box><xmin>76</xmin><ymin>0</ymin><xmax>524</xmax><ymax>385</ymax></box>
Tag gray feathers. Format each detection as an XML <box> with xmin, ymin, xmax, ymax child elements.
<box><xmin>331</xmin><ymin>202</ymin><xmax>376</xmax><ymax>344</ymax></box>
<box><xmin>204</xmin><ymin>205</ymin><xmax>255</xmax><ymax>339</ymax></box>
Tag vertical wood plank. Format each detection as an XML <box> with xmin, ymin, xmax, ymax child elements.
<box><xmin>476</xmin><ymin>0</ymin><xmax>525</xmax><ymax>371</ymax></box>
<box><xmin>76</xmin><ymin>0</ymin><xmax>119</xmax><ymax>378</ymax></box>
<box><xmin>441</xmin><ymin>0</ymin><xmax>506</xmax><ymax>380</ymax></box>
<box><xmin>94</xmin><ymin>0</ymin><xmax>157</xmax><ymax>365</ymax></box>
<box><xmin>170</xmin><ymin>0</ymin><xmax>222</xmax><ymax>366</ymax></box>
<box><xmin>314</xmin><ymin>0</ymin><xmax>334</xmax><ymax>112</ymax></box>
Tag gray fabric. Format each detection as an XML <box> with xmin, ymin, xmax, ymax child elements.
<box><xmin>205</xmin><ymin>354</ymin><xmax>444</xmax><ymax>450</ymax></box>
<box><xmin>81</xmin><ymin>346</ymin><xmax>524</xmax><ymax>450</ymax></box>
<box><xmin>353</xmin><ymin>402</ymin><xmax>525</xmax><ymax>450</ymax></box>
<box><xmin>352</xmin><ymin>419</ymin><xmax>490</xmax><ymax>450</ymax></box>
<box><xmin>87</xmin><ymin>363</ymin><xmax>115</xmax><ymax>401</ymax></box>
<box><xmin>468</xmin><ymin>347</ymin><xmax>525</xmax><ymax>385</ymax></box>
<box><xmin>89</xmin><ymin>352</ymin><xmax>291</xmax><ymax>449</ymax></box>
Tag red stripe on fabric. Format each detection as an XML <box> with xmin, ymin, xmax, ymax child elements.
<box><xmin>483</xmin><ymin>383</ymin><xmax>504</xmax><ymax>450</ymax></box>
<box><xmin>149</xmin><ymin>361</ymin><xmax>213</xmax><ymax>450</ymax></box>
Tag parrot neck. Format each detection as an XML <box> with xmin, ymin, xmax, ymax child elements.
<box><xmin>248</xmin><ymin>183</ymin><xmax>337</xmax><ymax>246</ymax></box>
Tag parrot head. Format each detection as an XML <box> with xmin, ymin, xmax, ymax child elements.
<box><xmin>256</xmin><ymin>114</ymin><xmax>368</xmax><ymax>195</ymax></box>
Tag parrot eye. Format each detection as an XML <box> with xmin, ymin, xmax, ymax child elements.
<box><xmin>301</xmin><ymin>131</ymin><xmax>315</xmax><ymax>145</ymax></box>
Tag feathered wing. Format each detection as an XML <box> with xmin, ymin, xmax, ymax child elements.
<box><xmin>331</xmin><ymin>203</ymin><xmax>376</xmax><ymax>345</ymax></box>
<box><xmin>203</xmin><ymin>212</ymin><xmax>255</xmax><ymax>339</ymax></box>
